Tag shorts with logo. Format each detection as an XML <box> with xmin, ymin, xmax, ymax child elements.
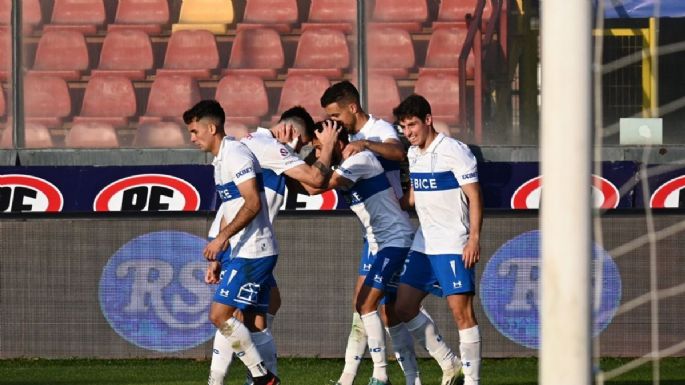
<box><xmin>400</xmin><ymin>251</ymin><xmax>475</xmax><ymax>297</ymax></box>
<box><xmin>362</xmin><ymin>246</ymin><xmax>409</xmax><ymax>303</ymax></box>
<box><xmin>214</xmin><ymin>239</ymin><xmax>277</xmax><ymax>288</ymax></box>
<box><xmin>213</xmin><ymin>254</ymin><xmax>278</xmax><ymax>312</ymax></box>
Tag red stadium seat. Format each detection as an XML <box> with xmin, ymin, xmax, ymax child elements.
<box><xmin>133</xmin><ymin>121</ymin><xmax>189</xmax><ymax>147</ymax></box>
<box><xmin>224</xmin><ymin>27</ymin><xmax>284</xmax><ymax>79</ymax></box>
<box><xmin>44</xmin><ymin>0</ymin><xmax>106</xmax><ymax>34</ymax></box>
<box><xmin>157</xmin><ymin>29</ymin><xmax>219</xmax><ymax>79</ymax></box>
<box><xmin>224</xmin><ymin>121</ymin><xmax>250</xmax><ymax>139</ymax></box>
<box><xmin>215</xmin><ymin>75</ymin><xmax>269</xmax><ymax>126</ymax></box>
<box><xmin>1</xmin><ymin>121</ymin><xmax>55</xmax><ymax>148</ymax></box>
<box><xmin>367</xmin><ymin>26</ymin><xmax>415</xmax><ymax>78</ymax></box>
<box><xmin>288</xmin><ymin>28</ymin><xmax>349</xmax><ymax>78</ymax></box>
<box><xmin>367</xmin><ymin>75</ymin><xmax>400</xmax><ymax>122</ymax></box>
<box><xmin>372</xmin><ymin>0</ymin><xmax>427</xmax><ymax>32</ymax></box>
<box><xmin>65</xmin><ymin>121</ymin><xmax>120</xmax><ymax>148</ymax></box>
<box><xmin>30</xmin><ymin>30</ymin><xmax>89</xmax><ymax>80</ymax></box>
<box><xmin>435</xmin><ymin>0</ymin><xmax>492</xmax><ymax>27</ymax></box>
<box><xmin>239</xmin><ymin>0</ymin><xmax>298</xmax><ymax>33</ymax></box>
<box><xmin>24</xmin><ymin>75</ymin><xmax>72</xmax><ymax>128</ymax></box>
<box><xmin>141</xmin><ymin>75</ymin><xmax>201</xmax><ymax>123</ymax></box>
<box><xmin>0</xmin><ymin>27</ymin><xmax>8</xmax><ymax>81</ymax></box>
<box><xmin>277</xmin><ymin>74</ymin><xmax>330</xmax><ymax>121</ymax></box>
<box><xmin>109</xmin><ymin>0</ymin><xmax>170</xmax><ymax>34</ymax></box>
<box><xmin>419</xmin><ymin>26</ymin><xmax>474</xmax><ymax>78</ymax></box>
<box><xmin>302</xmin><ymin>0</ymin><xmax>356</xmax><ymax>33</ymax></box>
<box><xmin>91</xmin><ymin>30</ymin><xmax>153</xmax><ymax>80</ymax></box>
<box><xmin>0</xmin><ymin>0</ymin><xmax>42</xmax><ymax>33</ymax></box>
<box><xmin>173</xmin><ymin>0</ymin><xmax>234</xmax><ymax>34</ymax></box>
<box><xmin>74</xmin><ymin>76</ymin><xmax>137</xmax><ymax>128</ymax></box>
<box><xmin>0</xmin><ymin>86</ymin><xmax>4</xmax><ymax>118</ymax></box>
<box><xmin>414</xmin><ymin>73</ymin><xmax>460</xmax><ymax>124</ymax></box>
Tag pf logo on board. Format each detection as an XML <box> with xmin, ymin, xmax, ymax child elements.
<box><xmin>511</xmin><ymin>175</ymin><xmax>620</xmax><ymax>209</ymax></box>
<box><xmin>650</xmin><ymin>175</ymin><xmax>685</xmax><ymax>208</ymax></box>
<box><xmin>0</xmin><ymin>174</ymin><xmax>63</xmax><ymax>212</ymax></box>
<box><xmin>94</xmin><ymin>174</ymin><xmax>200</xmax><ymax>212</ymax></box>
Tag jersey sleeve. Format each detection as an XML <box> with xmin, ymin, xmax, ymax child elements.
<box><xmin>263</xmin><ymin>141</ymin><xmax>305</xmax><ymax>175</ymax></box>
<box><xmin>335</xmin><ymin>152</ymin><xmax>376</xmax><ymax>184</ymax></box>
<box><xmin>445</xmin><ymin>140</ymin><xmax>479</xmax><ymax>185</ymax></box>
<box><xmin>222</xmin><ymin>142</ymin><xmax>258</xmax><ymax>185</ymax></box>
<box><xmin>372</xmin><ymin>120</ymin><xmax>400</xmax><ymax>142</ymax></box>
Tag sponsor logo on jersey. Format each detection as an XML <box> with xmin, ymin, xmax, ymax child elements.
<box><xmin>480</xmin><ymin>230</ymin><xmax>622</xmax><ymax>349</ymax></box>
<box><xmin>0</xmin><ymin>174</ymin><xmax>63</xmax><ymax>212</ymax></box>
<box><xmin>99</xmin><ymin>231</ymin><xmax>214</xmax><ymax>352</ymax></box>
<box><xmin>235</xmin><ymin>167</ymin><xmax>254</xmax><ymax>178</ymax></box>
<box><xmin>650</xmin><ymin>175</ymin><xmax>685</xmax><ymax>208</ymax></box>
<box><xmin>510</xmin><ymin>175</ymin><xmax>620</xmax><ymax>209</ymax></box>
<box><xmin>94</xmin><ymin>174</ymin><xmax>200</xmax><ymax>211</ymax></box>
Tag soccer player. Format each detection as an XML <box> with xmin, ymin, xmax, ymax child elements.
<box><xmin>184</xmin><ymin>100</ymin><xmax>280</xmax><ymax>385</ymax></box>
<box><xmin>204</xmin><ymin>104</ymin><xmax>339</xmax><ymax>385</ymax></box>
<box><xmin>394</xmin><ymin>94</ymin><xmax>484</xmax><ymax>385</ymax></box>
<box><xmin>320</xmin><ymin>82</ymin><xmax>428</xmax><ymax>385</ymax></box>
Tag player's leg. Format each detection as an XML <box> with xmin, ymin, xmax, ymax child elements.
<box><xmin>357</xmin><ymin>285</ymin><xmax>390</xmax><ymax>384</ymax></box>
<box><xmin>381</xmin><ymin>303</ymin><xmax>422</xmax><ymax>385</ymax></box>
<box><xmin>207</xmin><ymin>247</ymin><xmax>235</xmax><ymax>385</ymax></box>
<box><xmin>267</xmin><ymin>284</ymin><xmax>281</xmax><ymax>330</ymax></box>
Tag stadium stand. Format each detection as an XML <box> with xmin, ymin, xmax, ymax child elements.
<box><xmin>133</xmin><ymin>121</ymin><xmax>189</xmax><ymax>147</ymax></box>
<box><xmin>302</xmin><ymin>0</ymin><xmax>356</xmax><ymax>33</ymax></box>
<box><xmin>1</xmin><ymin>121</ymin><xmax>54</xmax><ymax>148</ymax></box>
<box><xmin>224</xmin><ymin>121</ymin><xmax>250</xmax><ymax>139</ymax></box>
<box><xmin>24</xmin><ymin>75</ymin><xmax>72</xmax><ymax>128</ymax></box>
<box><xmin>29</xmin><ymin>30</ymin><xmax>89</xmax><ymax>80</ymax></box>
<box><xmin>215</xmin><ymin>74</ymin><xmax>269</xmax><ymax>126</ymax></box>
<box><xmin>434</xmin><ymin>0</ymin><xmax>492</xmax><ymax>27</ymax></box>
<box><xmin>277</xmin><ymin>74</ymin><xmax>330</xmax><ymax>121</ymax></box>
<box><xmin>44</xmin><ymin>0</ymin><xmax>106</xmax><ymax>35</ymax></box>
<box><xmin>0</xmin><ymin>27</ymin><xmax>8</xmax><ymax>81</ymax></box>
<box><xmin>224</xmin><ymin>27</ymin><xmax>284</xmax><ymax>79</ymax></box>
<box><xmin>239</xmin><ymin>0</ymin><xmax>298</xmax><ymax>33</ymax></box>
<box><xmin>420</xmin><ymin>26</ymin><xmax>474</xmax><ymax>78</ymax></box>
<box><xmin>140</xmin><ymin>75</ymin><xmax>201</xmax><ymax>123</ymax></box>
<box><xmin>74</xmin><ymin>76</ymin><xmax>137</xmax><ymax>128</ymax></box>
<box><xmin>287</xmin><ymin>28</ymin><xmax>350</xmax><ymax>78</ymax></box>
<box><xmin>414</xmin><ymin>73</ymin><xmax>460</xmax><ymax>124</ymax></box>
<box><xmin>172</xmin><ymin>0</ymin><xmax>234</xmax><ymax>34</ymax></box>
<box><xmin>108</xmin><ymin>0</ymin><xmax>170</xmax><ymax>34</ymax></box>
<box><xmin>0</xmin><ymin>0</ymin><xmax>42</xmax><ymax>33</ymax></box>
<box><xmin>371</xmin><ymin>0</ymin><xmax>428</xmax><ymax>32</ymax></box>
<box><xmin>367</xmin><ymin>75</ymin><xmax>401</xmax><ymax>123</ymax></box>
<box><xmin>157</xmin><ymin>29</ymin><xmax>219</xmax><ymax>79</ymax></box>
<box><xmin>0</xmin><ymin>85</ymin><xmax>5</xmax><ymax>118</ymax></box>
<box><xmin>65</xmin><ymin>121</ymin><xmax>120</xmax><ymax>148</ymax></box>
<box><xmin>91</xmin><ymin>29</ymin><xmax>153</xmax><ymax>80</ymax></box>
<box><xmin>367</xmin><ymin>25</ymin><xmax>415</xmax><ymax>78</ymax></box>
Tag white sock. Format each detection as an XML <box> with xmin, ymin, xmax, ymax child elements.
<box><xmin>459</xmin><ymin>326</ymin><xmax>481</xmax><ymax>385</ymax></box>
<box><xmin>339</xmin><ymin>312</ymin><xmax>368</xmax><ymax>385</ymax></box>
<box><xmin>361</xmin><ymin>311</ymin><xmax>388</xmax><ymax>382</ymax></box>
<box><xmin>251</xmin><ymin>329</ymin><xmax>278</xmax><ymax>375</ymax></box>
<box><xmin>387</xmin><ymin>323</ymin><xmax>422</xmax><ymax>385</ymax></box>
<box><xmin>208</xmin><ymin>329</ymin><xmax>234</xmax><ymax>385</ymax></box>
<box><xmin>217</xmin><ymin>317</ymin><xmax>267</xmax><ymax>378</ymax></box>
<box><xmin>405</xmin><ymin>311</ymin><xmax>457</xmax><ymax>372</ymax></box>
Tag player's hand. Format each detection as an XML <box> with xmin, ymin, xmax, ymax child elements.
<box><xmin>273</xmin><ymin>122</ymin><xmax>296</xmax><ymax>145</ymax></box>
<box><xmin>342</xmin><ymin>139</ymin><xmax>366</xmax><ymax>159</ymax></box>
<box><xmin>205</xmin><ymin>261</ymin><xmax>221</xmax><ymax>284</ymax></box>
<box><xmin>203</xmin><ymin>236</ymin><xmax>229</xmax><ymax>261</ymax></box>
<box><xmin>315</xmin><ymin>120</ymin><xmax>341</xmax><ymax>148</ymax></box>
<box><xmin>462</xmin><ymin>238</ymin><xmax>480</xmax><ymax>269</ymax></box>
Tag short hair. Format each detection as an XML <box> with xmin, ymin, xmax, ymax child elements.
<box><xmin>183</xmin><ymin>99</ymin><xmax>225</xmax><ymax>134</ymax></box>
<box><xmin>320</xmin><ymin>80</ymin><xmax>360</xmax><ymax>108</ymax></box>
<box><xmin>393</xmin><ymin>94</ymin><xmax>432</xmax><ymax>123</ymax></box>
<box><xmin>279</xmin><ymin>105</ymin><xmax>315</xmax><ymax>136</ymax></box>
<box><xmin>308</xmin><ymin>120</ymin><xmax>349</xmax><ymax>145</ymax></box>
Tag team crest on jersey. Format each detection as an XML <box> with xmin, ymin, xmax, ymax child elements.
<box><xmin>480</xmin><ymin>230</ymin><xmax>622</xmax><ymax>349</ymax></box>
<box><xmin>99</xmin><ymin>231</ymin><xmax>214</xmax><ymax>352</ymax></box>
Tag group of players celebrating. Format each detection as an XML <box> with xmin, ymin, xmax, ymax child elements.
<box><xmin>183</xmin><ymin>80</ymin><xmax>483</xmax><ymax>385</ymax></box>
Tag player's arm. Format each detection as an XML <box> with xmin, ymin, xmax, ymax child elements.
<box><xmin>343</xmin><ymin>138</ymin><xmax>405</xmax><ymax>161</ymax></box>
<box><xmin>400</xmin><ymin>184</ymin><xmax>415</xmax><ymax>210</ymax></box>
<box><xmin>296</xmin><ymin>171</ymin><xmax>353</xmax><ymax>196</ymax></box>
<box><xmin>283</xmin><ymin>122</ymin><xmax>339</xmax><ymax>188</ymax></box>
<box><xmin>461</xmin><ymin>181</ymin><xmax>483</xmax><ymax>269</ymax></box>
<box><xmin>203</xmin><ymin>178</ymin><xmax>262</xmax><ymax>261</ymax></box>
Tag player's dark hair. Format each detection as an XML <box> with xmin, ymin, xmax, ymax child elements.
<box><xmin>183</xmin><ymin>99</ymin><xmax>225</xmax><ymax>135</ymax></box>
<box><xmin>309</xmin><ymin>120</ymin><xmax>349</xmax><ymax>145</ymax></box>
<box><xmin>320</xmin><ymin>80</ymin><xmax>360</xmax><ymax>108</ymax></box>
<box><xmin>393</xmin><ymin>94</ymin><xmax>432</xmax><ymax>123</ymax></box>
<box><xmin>279</xmin><ymin>105</ymin><xmax>315</xmax><ymax>135</ymax></box>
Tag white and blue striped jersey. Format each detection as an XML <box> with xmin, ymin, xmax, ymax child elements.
<box><xmin>349</xmin><ymin>115</ymin><xmax>403</xmax><ymax>199</ymax></box>
<box><xmin>337</xmin><ymin>150</ymin><xmax>414</xmax><ymax>254</ymax></box>
<box><xmin>210</xmin><ymin>137</ymin><xmax>278</xmax><ymax>259</ymax></box>
<box><xmin>408</xmin><ymin>133</ymin><xmax>478</xmax><ymax>255</ymax></box>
